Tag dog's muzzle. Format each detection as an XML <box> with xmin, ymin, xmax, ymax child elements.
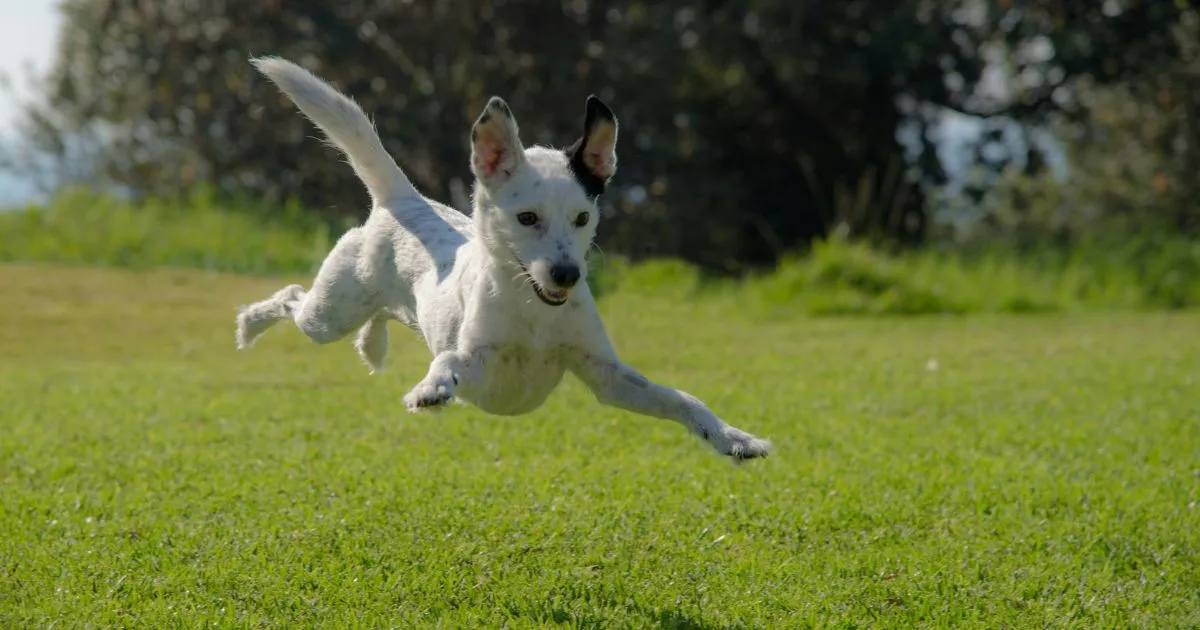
<box><xmin>513</xmin><ymin>257</ymin><xmax>570</xmax><ymax>306</ymax></box>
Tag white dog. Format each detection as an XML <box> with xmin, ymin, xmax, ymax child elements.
<box><xmin>235</xmin><ymin>57</ymin><xmax>771</xmax><ymax>461</ymax></box>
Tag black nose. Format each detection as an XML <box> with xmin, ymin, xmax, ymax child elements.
<box><xmin>549</xmin><ymin>263</ymin><xmax>581</xmax><ymax>288</ymax></box>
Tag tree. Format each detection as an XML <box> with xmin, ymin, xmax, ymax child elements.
<box><xmin>8</xmin><ymin>0</ymin><xmax>1195</xmax><ymax>272</ymax></box>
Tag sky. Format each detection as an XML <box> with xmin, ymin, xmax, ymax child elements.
<box><xmin>0</xmin><ymin>0</ymin><xmax>60</xmax><ymax>205</ymax></box>
<box><xmin>0</xmin><ymin>1</ymin><xmax>57</xmax><ymax>121</ymax></box>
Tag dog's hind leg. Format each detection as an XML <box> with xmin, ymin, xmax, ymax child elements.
<box><xmin>236</xmin><ymin>284</ymin><xmax>306</xmax><ymax>349</ymax></box>
<box><xmin>236</xmin><ymin>227</ymin><xmax>380</xmax><ymax>349</ymax></box>
<box><xmin>355</xmin><ymin>314</ymin><xmax>389</xmax><ymax>374</ymax></box>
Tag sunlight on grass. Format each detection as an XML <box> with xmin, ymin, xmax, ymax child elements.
<box><xmin>1</xmin><ymin>265</ymin><xmax>1197</xmax><ymax>627</ymax></box>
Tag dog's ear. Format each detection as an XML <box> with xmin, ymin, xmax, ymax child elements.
<box><xmin>566</xmin><ymin>95</ymin><xmax>619</xmax><ymax>199</ymax></box>
<box><xmin>470</xmin><ymin>96</ymin><xmax>526</xmax><ymax>189</ymax></box>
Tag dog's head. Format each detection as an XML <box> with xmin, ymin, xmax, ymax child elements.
<box><xmin>469</xmin><ymin>95</ymin><xmax>618</xmax><ymax>306</ymax></box>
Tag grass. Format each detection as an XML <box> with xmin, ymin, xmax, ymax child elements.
<box><xmin>597</xmin><ymin>235</ymin><xmax>1200</xmax><ymax>315</ymax></box>
<box><xmin>4</xmin><ymin>189</ymin><xmax>1200</xmax><ymax>313</ymax></box>
<box><xmin>0</xmin><ymin>187</ymin><xmax>335</xmax><ymax>275</ymax></box>
<box><xmin>1</xmin><ymin>263</ymin><xmax>1198</xmax><ymax>628</ymax></box>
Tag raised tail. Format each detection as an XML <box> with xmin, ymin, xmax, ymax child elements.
<box><xmin>251</xmin><ymin>56</ymin><xmax>416</xmax><ymax>205</ymax></box>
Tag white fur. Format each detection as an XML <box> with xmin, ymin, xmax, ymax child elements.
<box><xmin>236</xmin><ymin>56</ymin><xmax>772</xmax><ymax>461</ymax></box>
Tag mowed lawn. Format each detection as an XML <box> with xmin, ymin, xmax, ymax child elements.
<box><xmin>1</xmin><ymin>263</ymin><xmax>1197</xmax><ymax>629</ymax></box>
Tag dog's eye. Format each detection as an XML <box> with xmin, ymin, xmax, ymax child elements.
<box><xmin>517</xmin><ymin>212</ymin><xmax>539</xmax><ymax>226</ymax></box>
<box><xmin>574</xmin><ymin>212</ymin><xmax>590</xmax><ymax>227</ymax></box>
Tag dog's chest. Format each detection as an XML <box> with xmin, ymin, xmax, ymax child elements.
<box><xmin>466</xmin><ymin>344</ymin><xmax>569</xmax><ymax>416</ymax></box>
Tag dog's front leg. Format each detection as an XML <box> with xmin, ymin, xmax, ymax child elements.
<box><xmin>403</xmin><ymin>347</ymin><xmax>491</xmax><ymax>411</ymax></box>
<box><xmin>569</xmin><ymin>353</ymin><xmax>772</xmax><ymax>461</ymax></box>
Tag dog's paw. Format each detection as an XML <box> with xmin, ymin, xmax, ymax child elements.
<box><xmin>403</xmin><ymin>379</ymin><xmax>455</xmax><ymax>412</ymax></box>
<box><xmin>709</xmin><ymin>426</ymin><xmax>772</xmax><ymax>462</ymax></box>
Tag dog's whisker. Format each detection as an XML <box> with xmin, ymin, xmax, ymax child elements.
<box><xmin>589</xmin><ymin>242</ymin><xmax>606</xmax><ymax>263</ymax></box>
<box><xmin>512</xmin><ymin>271</ymin><xmax>538</xmax><ymax>292</ymax></box>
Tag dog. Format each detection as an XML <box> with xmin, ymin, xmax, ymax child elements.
<box><xmin>235</xmin><ymin>56</ymin><xmax>772</xmax><ymax>461</ymax></box>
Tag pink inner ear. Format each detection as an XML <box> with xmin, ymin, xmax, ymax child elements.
<box><xmin>585</xmin><ymin>150</ymin><xmax>612</xmax><ymax>176</ymax></box>
<box><xmin>475</xmin><ymin>141</ymin><xmax>505</xmax><ymax>177</ymax></box>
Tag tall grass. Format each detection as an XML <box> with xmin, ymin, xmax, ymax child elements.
<box><xmin>0</xmin><ymin>187</ymin><xmax>333</xmax><ymax>275</ymax></box>
<box><xmin>2</xmin><ymin>190</ymin><xmax>1197</xmax><ymax>314</ymax></box>
<box><xmin>746</xmin><ymin>235</ymin><xmax>1198</xmax><ymax>314</ymax></box>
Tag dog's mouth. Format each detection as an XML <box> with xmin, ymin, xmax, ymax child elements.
<box><xmin>532</xmin><ymin>283</ymin><xmax>569</xmax><ymax>306</ymax></box>
<box><xmin>513</xmin><ymin>257</ymin><xmax>570</xmax><ymax>306</ymax></box>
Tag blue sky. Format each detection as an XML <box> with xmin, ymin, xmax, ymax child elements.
<box><xmin>0</xmin><ymin>1</ymin><xmax>57</xmax><ymax>123</ymax></box>
<box><xmin>0</xmin><ymin>0</ymin><xmax>58</xmax><ymax>205</ymax></box>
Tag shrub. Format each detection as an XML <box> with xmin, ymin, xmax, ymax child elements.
<box><xmin>2</xmin><ymin>190</ymin><xmax>1196</xmax><ymax>315</ymax></box>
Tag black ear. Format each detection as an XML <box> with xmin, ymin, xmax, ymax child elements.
<box><xmin>565</xmin><ymin>95</ymin><xmax>619</xmax><ymax>199</ymax></box>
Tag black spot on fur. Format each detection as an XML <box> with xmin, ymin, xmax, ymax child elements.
<box><xmin>473</xmin><ymin>98</ymin><xmax>511</xmax><ymax>145</ymax></box>
<box><xmin>567</xmin><ymin>142</ymin><xmax>605</xmax><ymax>199</ymax></box>
<box><xmin>489</xmin><ymin>97</ymin><xmax>511</xmax><ymax>116</ymax></box>
<box><xmin>565</xmin><ymin>94</ymin><xmax>616</xmax><ymax>200</ymax></box>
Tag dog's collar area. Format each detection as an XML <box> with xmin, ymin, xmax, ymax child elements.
<box><xmin>511</xmin><ymin>254</ymin><xmax>569</xmax><ymax>307</ymax></box>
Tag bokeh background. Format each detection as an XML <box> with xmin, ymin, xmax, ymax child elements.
<box><xmin>2</xmin><ymin>4</ymin><xmax>1199</xmax><ymax>627</ymax></box>
<box><xmin>1</xmin><ymin>0</ymin><xmax>1198</xmax><ymax>307</ymax></box>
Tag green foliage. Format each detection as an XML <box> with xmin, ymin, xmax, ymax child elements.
<box><xmin>752</xmin><ymin>234</ymin><xmax>1200</xmax><ymax>315</ymax></box>
<box><xmin>2</xmin><ymin>266</ymin><xmax>1198</xmax><ymax>627</ymax></box>
<box><xmin>12</xmin><ymin>1</ymin><xmax>1191</xmax><ymax>271</ymax></box>
<box><xmin>944</xmin><ymin>79</ymin><xmax>1200</xmax><ymax>250</ymax></box>
<box><xmin>743</xmin><ymin>236</ymin><xmax>1156</xmax><ymax>316</ymax></box>
<box><xmin>612</xmin><ymin>234</ymin><xmax>1198</xmax><ymax>316</ymax></box>
<box><xmin>0</xmin><ymin>187</ymin><xmax>333</xmax><ymax>275</ymax></box>
<box><xmin>587</xmin><ymin>257</ymin><xmax>704</xmax><ymax>299</ymax></box>
<box><xmin>756</xmin><ymin>244</ymin><xmax>975</xmax><ymax>316</ymax></box>
<box><xmin>2</xmin><ymin>192</ymin><xmax>1197</xmax><ymax>314</ymax></box>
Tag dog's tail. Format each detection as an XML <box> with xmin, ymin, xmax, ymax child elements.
<box><xmin>251</xmin><ymin>56</ymin><xmax>417</xmax><ymax>205</ymax></box>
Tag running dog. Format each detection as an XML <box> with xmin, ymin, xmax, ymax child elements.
<box><xmin>236</xmin><ymin>57</ymin><xmax>772</xmax><ymax>461</ymax></box>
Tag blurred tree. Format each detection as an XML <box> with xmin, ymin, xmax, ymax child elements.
<box><xmin>5</xmin><ymin>0</ymin><xmax>1194</xmax><ymax>272</ymax></box>
<box><xmin>937</xmin><ymin>1</ymin><xmax>1200</xmax><ymax>245</ymax></box>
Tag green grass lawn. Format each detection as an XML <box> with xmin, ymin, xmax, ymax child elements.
<box><xmin>1</xmin><ymin>263</ymin><xmax>1197</xmax><ymax>628</ymax></box>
